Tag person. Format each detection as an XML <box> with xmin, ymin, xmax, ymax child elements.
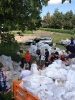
<box><xmin>25</xmin><ymin>50</ymin><xmax>31</xmax><ymax>70</ymax></box>
<box><xmin>36</xmin><ymin>48</ymin><xmax>41</xmax><ymax>60</ymax></box>
<box><xmin>60</xmin><ymin>54</ymin><xmax>65</xmax><ymax>61</ymax></box>
<box><xmin>0</xmin><ymin>63</ymin><xmax>6</xmax><ymax>93</ymax></box>
<box><xmin>36</xmin><ymin>48</ymin><xmax>41</xmax><ymax>65</ymax></box>
<box><xmin>44</xmin><ymin>49</ymin><xmax>49</xmax><ymax>67</ymax></box>
<box><xmin>19</xmin><ymin>50</ymin><xmax>26</xmax><ymax>67</ymax></box>
<box><xmin>42</xmin><ymin>53</ymin><xmax>55</xmax><ymax>69</ymax></box>
<box><xmin>48</xmin><ymin>53</ymin><xmax>55</xmax><ymax>64</ymax></box>
<box><xmin>67</xmin><ymin>51</ymin><xmax>75</xmax><ymax>58</ymax></box>
<box><xmin>70</xmin><ymin>37</ymin><xmax>74</xmax><ymax>45</ymax></box>
<box><xmin>54</xmin><ymin>51</ymin><xmax>60</xmax><ymax>60</ymax></box>
<box><xmin>20</xmin><ymin>65</ymin><xmax>31</xmax><ymax>79</ymax></box>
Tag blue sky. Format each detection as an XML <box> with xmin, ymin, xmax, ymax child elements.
<box><xmin>41</xmin><ymin>0</ymin><xmax>75</xmax><ymax>18</ymax></box>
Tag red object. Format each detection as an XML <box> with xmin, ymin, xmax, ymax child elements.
<box><xmin>60</xmin><ymin>55</ymin><xmax>65</xmax><ymax>61</ymax></box>
<box><xmin>25</xmin><ymin>52</ymin><xmax>31</xmax><ymax>62</ymax></box>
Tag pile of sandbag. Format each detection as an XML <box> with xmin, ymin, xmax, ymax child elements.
<box><xmin>20</xmin><ymin>59</ymin><xmax>75</xmax><ymax>100</ymax></box>
<box><xmin>59</xmin><ymin>38</ymin><xmax>75</xmax><ymax>45</ymax></box>
<box><xmin>59</xmin><ymin>38</ymin><xmax>70</xmax><ymax>45</ymax></box>
<box><xmin>0</xmin><ymin>55</ymin><xmax>22</xmax><ymax>89</ymax></box>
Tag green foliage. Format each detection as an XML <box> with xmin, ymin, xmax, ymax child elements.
<box><xmin>0</xmin><ymin>0</ymin><xmax>50</xmax><ymax>32</ymax></box>
<box><xmin>23</xmin><ymin>30</ymin><xmax>33</xmax><ymax>34</ymax></box>
<box><xmin>0</xmin><ymin>42</ymin><xmax>20</xmax><ymax>62</ymax></box>
<box><xmin>39</xmin><ymin>28</ymin><xmax>74</xmax><ymax>34</ymax></box>
<box><xmin>42</xmin><ymin>9</ymin><xmax>75</xmax><ymax>30</ymax></box>
<box><xmin>1</xmin><ymin>33</ymin><xmax>15</xmax><ymax>44</ymax></box>
<box><xmin>73</xmin><ymin>28</ymin><xmax>75</xmax><ymax>34</ymax></box>
<box><xmin>0</xmin><ymin>92</ymin><xmax>13</xmax><ymax>100</ymax></box>
<box><xmin>0</xmin><ymin>0</ymin><xmax>72</xmax><ymax>32</ymax></box>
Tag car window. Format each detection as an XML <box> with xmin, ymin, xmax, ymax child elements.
<box><xmin>40</xmin><ymin>38</ymin><xmax>46</xmax><ymax>40</ymax></box>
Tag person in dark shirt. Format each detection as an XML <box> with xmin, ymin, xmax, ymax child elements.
<box><xmin>67</xmin><ymin>51</ymin><xmax>75</xmax><ymax>58</ymax></box>
<box><xmin>48</xmin><ymin>53</ymin><xmax>55</xmax><ymax>64</ymax></box>
<box><xmin>54</xmin><ymin>52</ymin><xmax>60</xmax><ymax>60</ymax></box>
<box><xmin>36</xmin><ymin>48</ymin><xmax>41</xmax><ymax>65</ymax></box>
<box><xmin>36</xmin><ymin>48</ymin><xmax>41</xmax><ymax>60</ymax></box>
<box><xmin>66</xmin><ymin>45</ymin><xmax>75</xmax><ymax>53</ymax></box>
<box><xmin>45</xmin><ymin>49</ymin><xmax>49</xmax><ymax>67</ymax></box>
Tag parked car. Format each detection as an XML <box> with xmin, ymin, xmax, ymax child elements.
<box><xmin>25</xmin><ymin>36</ymin><xmax>53</xmax><ymax>46</ymax></box>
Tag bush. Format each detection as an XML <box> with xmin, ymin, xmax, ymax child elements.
<box><xmin>1</xmin><ymin>33</ymin><xmax>15</xmax><ymax>44</ymax></box>
<box><xmin>0</xmin><ymin>42</ymin><xmax>20</xmax><ymax>62</ymax></box>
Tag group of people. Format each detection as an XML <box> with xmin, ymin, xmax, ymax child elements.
<box><xmin>43</xmin><ymin>49</ymin><xmax>61</xmax><ymax>68</ymax></box>
<box><xmin>36</xmin><ymin>47</ymin><xmax>75</xmax><ymax>68</ymax></box>
<box><xmin>20</xmin><ymin>50</ymin><xmax>31</xmax><ymax>69</ymax></box>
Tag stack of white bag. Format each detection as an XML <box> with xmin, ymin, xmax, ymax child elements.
<box><xmin>20</xmin><ymin>59</ymin><xmax>75</xmax><ymax>100</ymax></box>
<box><xmin>59</xmin><ymin>38</ymin><xmax>71</xmax><ymax>45</ymax></box>
<box><xmin>59</xmin><ymin>38</ymin><xmax>75</xmax><ymax>45</ymax></box>
<box><xmin>29</xmin><ymin>42</ymin><xmax>65</xmax><ymax>60</ymax></box>
<box><xmin>0</xmin><ymin>55</ymin><xmax>22</xmax><ymax>89</ymax></box>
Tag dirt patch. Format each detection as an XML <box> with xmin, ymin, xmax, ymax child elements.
<box><xmin>15</xmin><ymin>30</ymin><xmax>53</xmax><ymax>43</ymax></box>
<box><xmin>15</xmin><ymin>35</ymin><xmax>36</xmax><ymax>43</ymax></box>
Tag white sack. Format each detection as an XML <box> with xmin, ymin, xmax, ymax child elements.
<box><xmin>63</xmin><ymin>91</ymin><xmax>75</xmax><ymax>100</ymax></box>
<box><xmin>67</xmin><ymin>70</ymin><xmax>75</xmax><ymax>83</ymax></box>
<box><xmin>31</xmin><ymin>63</ymin><xmax>40</xmax><ymax>74</ymax></box>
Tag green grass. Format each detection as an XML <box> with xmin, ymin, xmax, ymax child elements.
<box><xmin>50</xmin><ymin>33</ymin><xmax>75</xmax><ymax>49</ymax></box>
<box><xmin>23</xmin><ymin>30</ymin><xmax>33</xmax><ymax>34</ymax></box>
<box><xmin>10</xmin><ymin>28</ymin><xmax>75</xmax><ymax>35</ymax></box>
<box><xmin>39</xmin><ymin>28</ymin><xmax>74</xmax><ymax>34</ymax></box>
<box><xmin>11</xmin><ymin>30</ymin><xmax>33</xmax><ymax>35</ymax></box>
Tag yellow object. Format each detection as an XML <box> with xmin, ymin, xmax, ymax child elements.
<box><xmin>20</xmin><ymin>51</ymin><xmax>26</xmax><ymax>58</ymax></box>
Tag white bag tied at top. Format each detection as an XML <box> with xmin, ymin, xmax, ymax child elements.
<box><xmin>63</xmin><ymin>91</ymin><xmax>75</xmax><ymax>100</ymax></box>
<box><xmin>31</xmin><ymin>63</ymin><xmax>40</xmax><ymax>74</ymax></box>
<box><xmin>67</xmin><ymin>70</ymin><xmax>75</xmax><ymax>83</ymax></box>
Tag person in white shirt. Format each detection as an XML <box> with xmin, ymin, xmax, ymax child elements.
<box><xmin>20</xmin><ymin>65</ymin><xmax>31</xmax><ymax>79</ymax></box>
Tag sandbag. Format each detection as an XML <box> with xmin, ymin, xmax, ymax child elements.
<box><xmin>31</xmin><ymin>63</ymin><xmax>40</xmax><ymax>74</ymax></box>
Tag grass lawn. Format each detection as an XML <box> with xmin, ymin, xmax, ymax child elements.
<box><xmin>50</xmin><ymin>33</ymin><xmax>75</xmax><ymax>49</ymax></box>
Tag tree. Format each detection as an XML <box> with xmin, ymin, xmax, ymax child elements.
<box><xmin>63</xmin><ymin>10</ymin><xmax>73</xmax><ymax>29</ymax></box>
<box><xmin>0</xmin><ymin>0</ymin><xmax>72</xmax><ymax>32</ymax></box>
<box><xmin>72</xmin><ymin>14</ymin><xmax>75</xmax><ymax>29</ymax></box>
<box><xmin>42</xmin><ymin>12</ymin><xmax>51</xmax><ymax>28</ymax></box>
<box><xmin>51</xmin><ymin>9</ymin><xmax>64</xmax><ymax>29</ymax></box>
<box><xmin>62</xmin><ymin>0</ymin><xmax>71</xmax><ymax>3</ymax></box>
<box><xmin>0</xmin><ymin>0</ymin><xmax>50</xmax><ymax>32</ymax></box>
